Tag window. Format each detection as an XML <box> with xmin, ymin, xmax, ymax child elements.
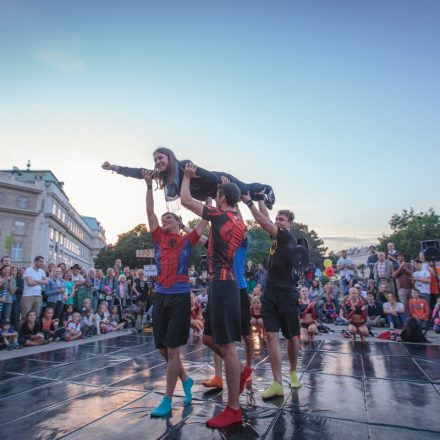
<box><xmin>11</xmin><ymin>242</ymin><xmax>23</xmax><ymax>261</ymax></box>
<box><xmin>62</xmin><ymin>212</ymin><xmax>66</xmax><ymax>223</ymax></box>
<box><xmin>55</xmin><ymin>230</ymin><xmax>59</xmax><ymax>242</ymax></box>
<box><xmin>13</xmin><ymin>220</ymin><xmax>26</xmax><ymax>235</ymax></box>
<box><xmin>17</xmin><ymin>196</ymin><xmax>29</xmax><ymax>209</ymax></box>
<box><xmin>52</xmin><ymin>203</ymin><xmax>57</xmax><ymax>215</ymax></box>
<box><xmin>50</xmin><ymin>227</ymin><xmax>54</xmax><ymax>240</ymax></box>
<box><xmin>0</xmin><ymin>192</ymin><xmax>5</xmax><ymax>205</ymax></box>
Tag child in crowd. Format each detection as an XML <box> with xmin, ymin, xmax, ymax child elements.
<box><xmin>109</xmin><ymin>305</ymin><xmax>126</xmax><ymax>330</ymax></box>
<box><xmin>0</xmin><ymin>320</ymin><xmax>20</xmax><ymax>350</ymax></box>
<box><xmin>65</xmin><ymin>312</ymin><xmax>82</xmax><ymax>341</ymax></box>
<box><xmin>19</xmin><ymin>311</ymin><xmax>45</xmax><ymax>346</ymax></box>
<box><xmin>383</xmin><ymin>292</ymin><xmax>406</xmax><ymax>331</ymax></box>
<box><xmin>95</xmin><ymin>303</ymin><xmax>113</xmax><ymax>334</ymax></box>
<box><xmin>63</xmin><ymin>271</ymin><xmax>75</xmax><ymax>305</ymax></box>
<box><xmin>81</xmin><ymin>298</ymin><xmax>92</xmax><ymax>314</ymax></box>
<box><xmin>250</xmin><ymin>295</ymin><xmax>264</xmax><ymax>338</ymax></box>
<box><xmin>408</xmin><ymin>288</ymin><xmax>430</xmax><ymax>330</ymax></box>
<box><xmin>320</xmin><ymin>290</ymin><xmax>338</xmax><ymax>322</ymax></box>
<box><xmin>41</xmin><ymin>307</ymin><xmax>58</xmax><ymax>342</ymax></box>
<box><xmin>81</xmin><ymin>307</ymin><xmax>97</xmax><ymax>337</ymax></box>
<box><xmin>62</xmin><ymin>304</ymin><xmax>74</xmax><ymax>326</ymax></box>
<box><xmin>366</xmin><ymin>292</ymin><xmax>386</xmax><ymax>327</ymax></box>
<box><xmin>190</xmin><ymin>293</ymin><xmax>204</xmax><ymax>334</ymax></box>
<box><xmin>432</xmin><ymin>296</ymin><xmax>440</xmax><ymax>334</ymax></box>
<box><xmin>117</xmin><ymin>275</ymin><xmax>129</xmax><ymax>307</ymax></box>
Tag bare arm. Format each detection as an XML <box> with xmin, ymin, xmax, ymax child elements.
<box><xmin>143</xmin><ymin>170</ymin><xmax>159</xmax><ymax>231</ymax></box>
<box><xmin>25</xmin><ymin>276</ymin><xmax>47</xmax><ymax>287</ymax></box>
<box><xmin>241</xmin><ymin>193</ymin><xmax>277</xmax><ymax>237</ymax></box>
<box><xmin>180</xmin><ymin>164</ymin><xmax>205</xmax><ymax>217</ymax></box>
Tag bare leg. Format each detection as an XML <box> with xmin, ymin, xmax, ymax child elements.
<box><xmin>165</xmin><ymin>346</ymin><xmax>187</xmax><ymax>399</ymax></box>
<box><xmin>286</xmin><ymin>336</ymin><xmax>299</xmax><ymax>372</ymax></box>
<box><xmin>203</xmin><ymin>334</ymin><xmax>224</xmax><ymax>358</ymax></box>
<box><xmin>242</xmin><ymin>334</ymin><xmax>253</xmax><ymax>368</ymax></box>
<box><xmin>266</xmin><ymin>331</ymin><xmax>282</xmax><ymax>384</ymax></box>
<box><xmin>219</xmin><ymin>343</ymin><xmax>241</xmax><ymax>409</ymax></box>
<box><xmin>214</xmin><ymin>353</ymin><xmax>223</xmax><ymax>377</ymax></box>
<box><xmin>300</xmin><ymin>327</ymin><xmax>309</xmax><ymax>343</ymax></box>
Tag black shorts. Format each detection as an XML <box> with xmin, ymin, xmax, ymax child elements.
<box><xmin>261</xmin><ymin>287</ymin><xmax>300</xmax><ymax>339</ymax></box>
<box><xmin>204</xmin><ymin>280</ymin><xmax>241</xmax><ymax>345</ymax></box>
<box><xmin>300</xmin><ymin>322</ymin><xmax>315</xmax><ymax>330</ymax></box>
<box><xmin>152</xmin><ymin>292</ymin><xmax>190</xmax><ymax>349</ymax></box>
<box><xmin>240</xmin><ymin>288</ymin><xmax>251</xmax><ymax>336</ymax></box>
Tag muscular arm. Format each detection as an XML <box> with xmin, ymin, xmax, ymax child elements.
<box><xmin>180</xmin><ymin>165</ymin><xmax>205</xmax><ymax>217</ymax></box>
<box><xmin>144</xmin><ymin>171</ymin><xmax>159</xmax><ymax>231</ymax></box>
<box><xmin>241</xmin><ymin>194</ymin><xmax>277</xmax><ymax>237</ymax></box>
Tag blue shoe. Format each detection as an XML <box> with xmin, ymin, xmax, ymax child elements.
<box><xmin>151</xmin><ymin>396</ymin><xmax>172</xmax><ymax>417</ymax></box>
<box><xmin>182</xmin><ymin>377</ymin><xmax>193</xmax><ymax>406</ymax></box>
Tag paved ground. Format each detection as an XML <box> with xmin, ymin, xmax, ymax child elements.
<box><xmin>0</xmin><ymin>330</ymin><xmax>439</xmax><ymax>439</ymax></box>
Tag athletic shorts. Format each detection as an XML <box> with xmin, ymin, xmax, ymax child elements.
<box><xmin>240</xmin><ymin>288</ymin><xmax>251</xmax><ymax>336</ymax></box>
<box><xmin>261</xmin><ymin>287</ymin><xmax>300</xmax><ymax>339</ymax></box>
<box><xmin>204</xmin><ymin>280</ymin><xmax>241</xmax><ymax>345</ymax></box>
<box><xmin>152</xmin><ymin>292</ymin><xmax>190</xmax><ymax>349</ymax></box>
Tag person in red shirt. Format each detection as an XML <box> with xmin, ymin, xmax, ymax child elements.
<box><xmin>144</xmin><ymin>170</ymin><xmax>207</xmax><ymax>418</ymax></box>
<box><xmin>408</xmin><ymin>287</ymin><xmax>430</xmax><ymax>329</ymax></box>
<box><xmin>181</xmin><ymin>163</ymin><xmax>247</xmax><ymax>429</ymax></box>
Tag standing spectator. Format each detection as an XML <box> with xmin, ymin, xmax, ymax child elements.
<box><xmin>197</xmin><ymin>288</ymin><xmax>208</xmax><ymax>311</ymax></box>
<box><xmin>383</xmin><ymin>292</ymin><xmax>406</xmax><ymax>330</ymax></box>
<box><xmin>46</xmin><ymin>267</ymin><xmax>66</xmax><ymax>321</ymax></box>
<box><xmin>117</xmin><ymin>274</ymin><xmax>129</xmax><ymax>307</ymax></box>
<box><xmin>57</xmin><ymin>262</ymin><xmax>67</xmax><ymax>277</ymax></box>
<box><xmin>94</xmin><ymin>269</ymin><xmax>105</xmax><ymax>305</ymax></box>
<box><xmin>0</xmin><ymin>265</ymin><xmax>16</xmax><ymax>322</ymax></box>
<box><xmin>255</xmin><ymin>263</ymin><xmax>267</xmax><ymax>290</ymax></box>
<box><xmin>386</xmin><ymin>242</ymin><xmax>400</xmax><ymax>270</ymax></box>
<box><xmin>11</xmin><ymin>266</ymin><xmax>23</xmax><ymax>330</ymax></box>
<box><xmin>373</xmin><ymin>252</ymin><xmax>395</xmax><ymax>296</ymax></box>
<box><xmin>303</xmin><ymin>263</ymin><xmax>316</xmax><ymax>288</ymax></box>
<box><xmin>63</xmin><ymin>270</ymin><xmax>75</xmax><ymax>305</ymax></box>
<box><xmin>189</xmin><ymin>264</ymin><xmax>199</xmax><ymax>283</ymax></box>
<box><xmin>408</xmin><ymin>288</ymin><xmax>430</xmax><ymax>330</ymax></box>
<box><xmin>432</xmin><ymin>297</ymin><xmax>440</xmax><ymax>333</ymax></box>
<box><xmin>102</xmin><ymin>268</ymin><xmax>117</xmax><ymax>309</ymax></box>
<box><xmin>113</xmin><ymin>259</ymin><xmax>123</xmax><ymax>277</ymax></box>
<box><xmin>132</xmin><ymin>269</ymin><xmax>150</xmax><ymax>313</ymax></box>
<box><xmin>245</xmin><ymin>260</ymin><xmax>256</xmax><ymax>293</ymax></box>
<box><xmin>88</xmin><ymin>268</ymin><xmax>99</xmax><ymax>312</ymax></box>
<box><xmin>71</xmin><ymin>264</ymin><xmax>85</xmax><ymax>288</ymax></box>
<box><xmin>366</xmin><ymin>246</ymin><xmax>379</xmax><ymax>280</ymax></box>
<box><xmin>74</xmin><ymin>278</ymin><xmax>93</xmax><ymax>311</ymax></box>
<box><xmin>411</xmin><ymin>259</ymin><xmax>431</xmax><ymax>306</ymax></box>
<box><xmin>392</xmin><ymin>253</ymin><xmax>413</xmax><ymax>312</ymax></box>
<box><xmin>21</xmin><ymin>256</ymin><xmax>48</xmax><ymax>321</ymax></box>
<box><xmin>428</xmin><ymin>260</ymin><xmax>440</xmax><ymax>311</ymax></box>
<box><xmin>337</xmin><ymin>250</ymin><xmax>355</xmax><ymax>295</ymax></box>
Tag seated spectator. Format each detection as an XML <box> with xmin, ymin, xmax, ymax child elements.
<box><xmin>408</xmin><ymin>288</ymin><xmax>430</xmax><ymax>330</ymax></box>
<box><xmin>190</xmin><ymin>293</ymin><xmax>204</xmax><ymax>334</ymax></box>
<box><xmin>80</xmin><ymin>298</ymin><xmax>92</xmax><ymax>314</ymax></box>
<box><xmin>65</xmin><ymin>312</ymin><xmax>82</xmax><ymax>341</ymax></box>
<box><xmin>308</xmin><ymin>279</ymin><xmax>323</xmax><ymax>302</ymax></box>
<box><xmin>366</xmin><ymin>292</ymin><xmax>386</xmax><ymax>328</ymax></box>
<box><xmin>62</xmin><ymin>304</ymin><xmax>75</xmax><ymax>326</ymax></box>
<box><xmin>109</xmin><ymin>305</ymin><xmax>126</xmax><ymax>330</ymax></box>
<box><xmin>81</xmin><ymin>308</ymin><xmax>97</xmax><ymax>337</ymax></box>
<box><xmin>250</xmin><ymin>295</ymin><xmax>264</xmax><ymax>338</ymax></box>
<box><xmin>251</xmin><ymin>285</ymin><xmax>262</xmax><ymax>298</ymax></box>
<box><xmin>298</xmin><ymin>287</ymin><xmax>318</xmax><ymax>343</ymax></box>
<box><xmin>95</xmin><ymin>303</ymin><xmax>113</xmax><ymax>334</ymax></box>
<box><xmin>318</xmin><ymin>290</ymin><xmax>338</xmax><ymax>322</ymax></box>
<box><xmin>411</xmin><ymin>259</ymin><xmax>431</xmax><ymax>307</ymax></box>
<box><xmin>344</xmin><ymin>287</ymin><xmax>368</xmax><ymax>341</ymax></box>
<box><xmin>323</xmin><ymin>282</ymin><xmax>339</xmax><ymax>307</ymax></box>
<box><xmin>19</xmin><ymin>311</ymin><xmax>45</xmax><ymax>346</ymax></box>
<box><xmin>41</xmin><ymin>307</ymin><xmax>66</xmax><ymax>342</ymax></box>
<box><xmin>432</xmin><ymin>296</ymin><xmax>440</xmax><ymax>334</ymax></box>
<box><xmin>197</xmin><ymin>288</ymin><xmax>208</xmax><ymax>311</ymax></box>
<box><xmin>0</xmin><ymin>320</ymin><xmax>20</xmax><ymax>350</ymax></box>
<box><xmin>383</xmin><ymin>292</ymin><xmax>406</xmax><ymax>330</ymax></box>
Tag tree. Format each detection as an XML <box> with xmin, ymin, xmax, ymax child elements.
<box><xmin>378</xmin><ymin>207</ymin><xmax>440</xmax><ymax>259</ymax></box>
<box><xmin>94</xmin><ymin>224</ymin><xmax>154</xmax><ymax>270</ymax></box>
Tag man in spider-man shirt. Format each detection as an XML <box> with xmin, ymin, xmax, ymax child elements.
<box><xmin>143</xmin><ymin>170</ymin><xmax>207</xmax><ymax>418</ymax></box>
<box><xmin>181</xmin><ymin>163</ymin><xmax>249</xmax><ymax>429</ymax></box>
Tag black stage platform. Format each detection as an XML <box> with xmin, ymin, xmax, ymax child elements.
<box><xmin>0</xmin><ymin>334</ymin><xmax>439</xmax><ymax>439</ymax></box>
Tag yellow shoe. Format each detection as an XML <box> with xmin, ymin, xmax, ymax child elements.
<box><xmin>290</xmin><ymin>371</ymin><xmax>302</xmax><ymax>389</ymax></box>
<box><xmin>262</xmin><ymin>381</ymin><xmax>284</xmax><ymax>399</ymax></box>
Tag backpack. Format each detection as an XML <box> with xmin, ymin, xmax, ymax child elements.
<box><xmin>400</xmin><ymin>318</ymin><xmax>429</xmax><ymax>343</ymax></box>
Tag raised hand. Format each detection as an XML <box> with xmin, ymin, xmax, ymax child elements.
<box><xmin>142</xmin><ymin>169</ymin><xmax>155</xmax><ymax>184</ymax></box>
<box><xmin>184</xmin><ymin>163</ymin><xmax>198</xmax><ymax>179</ymax></box>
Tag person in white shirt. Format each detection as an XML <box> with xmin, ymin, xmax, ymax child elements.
<box><xmin>411</xmin><ymin>259</ymin><xmax>431</xmax><ymax>306</ymax></box>
<box><xmin>383</xmin><ymin>292</ymin><xmax>406</xmax><ymax>329</ymax></box>
<box><xmin>21</xmin><ymin>256</ymin><xmax>49</xmax><ymax>321</ymax></box>
<box><xmin>336</xmin><ymin>250</ymin><xmax>355</xmax><ymax>295</ymax></box>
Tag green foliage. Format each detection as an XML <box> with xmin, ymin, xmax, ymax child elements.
<box><xmin>94</xmin><ymin>224</ymin><xmax>153</xmax><ymax>270</ymax></box>
<box><xmin>4</xmin><ymin>235</ymin><xmax>13</xmax><ymax>254</ymax></box>
<box><xmin>246</xmin><ymin>220</ymin><xmax>272</xmax><ymax>265</ymax></box>
<box><xmin>378</xmin><ymin>207</ymin><xmax>440</xmax><ymax>259</ymax></box>
<box><xmin>357</xmin><ymin>263</ymin><xmax>366</xmax><ymax>277</ymax></box>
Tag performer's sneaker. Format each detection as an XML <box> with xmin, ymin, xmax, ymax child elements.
<box><xmin>239</xmin><ymin>366</ymin><xmax>252</xmax><ymax>394</ymax></box>
<box><xmin>206</xmin><ymin>406</ymin><xmax>242</xmax><ymax>429</ymax></box>
<box><xmin>262</xmin><ymin>381</ymin><xmax>284</xmax><ymax>399</ymax></box>
<box><xmin>263</xmin><ymin>186</ymin><xmax>275</xmax><ymax>210</ymax></box>
<box><xmin>290</xmin><ymin>371</ymin><xmax>302</xmax><ymax>389</ymax></box>
<box><xmin>202</xmin><ymin>375</ymin><xmax>224</xmax><ymax>389</ymax></box>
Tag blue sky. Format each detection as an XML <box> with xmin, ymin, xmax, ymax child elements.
<box><xmin>1</xmin><ymin>0</ymin><xmax>439</xmax><ymax>250</ymax></box>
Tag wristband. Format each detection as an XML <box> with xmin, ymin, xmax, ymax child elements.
<box><xmin>245</xmin><ymin>200</ymin><xmax>254</xmax><ymax>208</ymax></box>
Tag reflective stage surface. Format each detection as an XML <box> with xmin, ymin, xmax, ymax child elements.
<box><xmin>1</xmin><ymin>334</ymin><xmax>439</xmax><ymax>439</ymax></box>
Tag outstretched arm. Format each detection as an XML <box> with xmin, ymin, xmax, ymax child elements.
<box><xmin>143</xmin><ymin>170</ymin><xmax>159</xmax><ymax>231</ymax></box>
<box><xmin>242</xmin><ymin>193</ymin><xmax>277</xmax><ymax>237</ymax></box>
<box><xmin>181</xmin><ymin>163</ymin><xmax>205</xmax><ymax>217</ymax></box>
<box><xmin>102</xmin><ymin>161</ymin><xmax>148</xmax><ymax>179</ymax></box>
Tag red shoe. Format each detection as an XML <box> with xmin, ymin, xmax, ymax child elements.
<box><xmin>206</xmin><ymin>406</ymin><xmax>242</xmax><ymax>429</ymax></box>
<box><xmin>239</xmin><ymin>366</ymin><xmax>252</xmax><ymax>394</ymax></box>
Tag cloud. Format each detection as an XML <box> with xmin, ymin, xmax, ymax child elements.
<box><xmin>321</xmin><ymin>235</ymin><xmax>379</xmax><ymax>252</ymax></box>
<box><xmin>32</xmin><ymin>49</ymin><xmax>84</xmax><ymax>73</ymax></box>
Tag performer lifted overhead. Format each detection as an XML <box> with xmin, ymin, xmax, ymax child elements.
<box><xmin>102</xmin><ymin>146</ymin><xmax>276</xmax><ymax>209</ymax></box>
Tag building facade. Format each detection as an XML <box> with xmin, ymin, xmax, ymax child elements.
<box><xmin>0</xmin><ymin>168</ymin><xmax>106</xmax><ymax>269</ymax></box>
